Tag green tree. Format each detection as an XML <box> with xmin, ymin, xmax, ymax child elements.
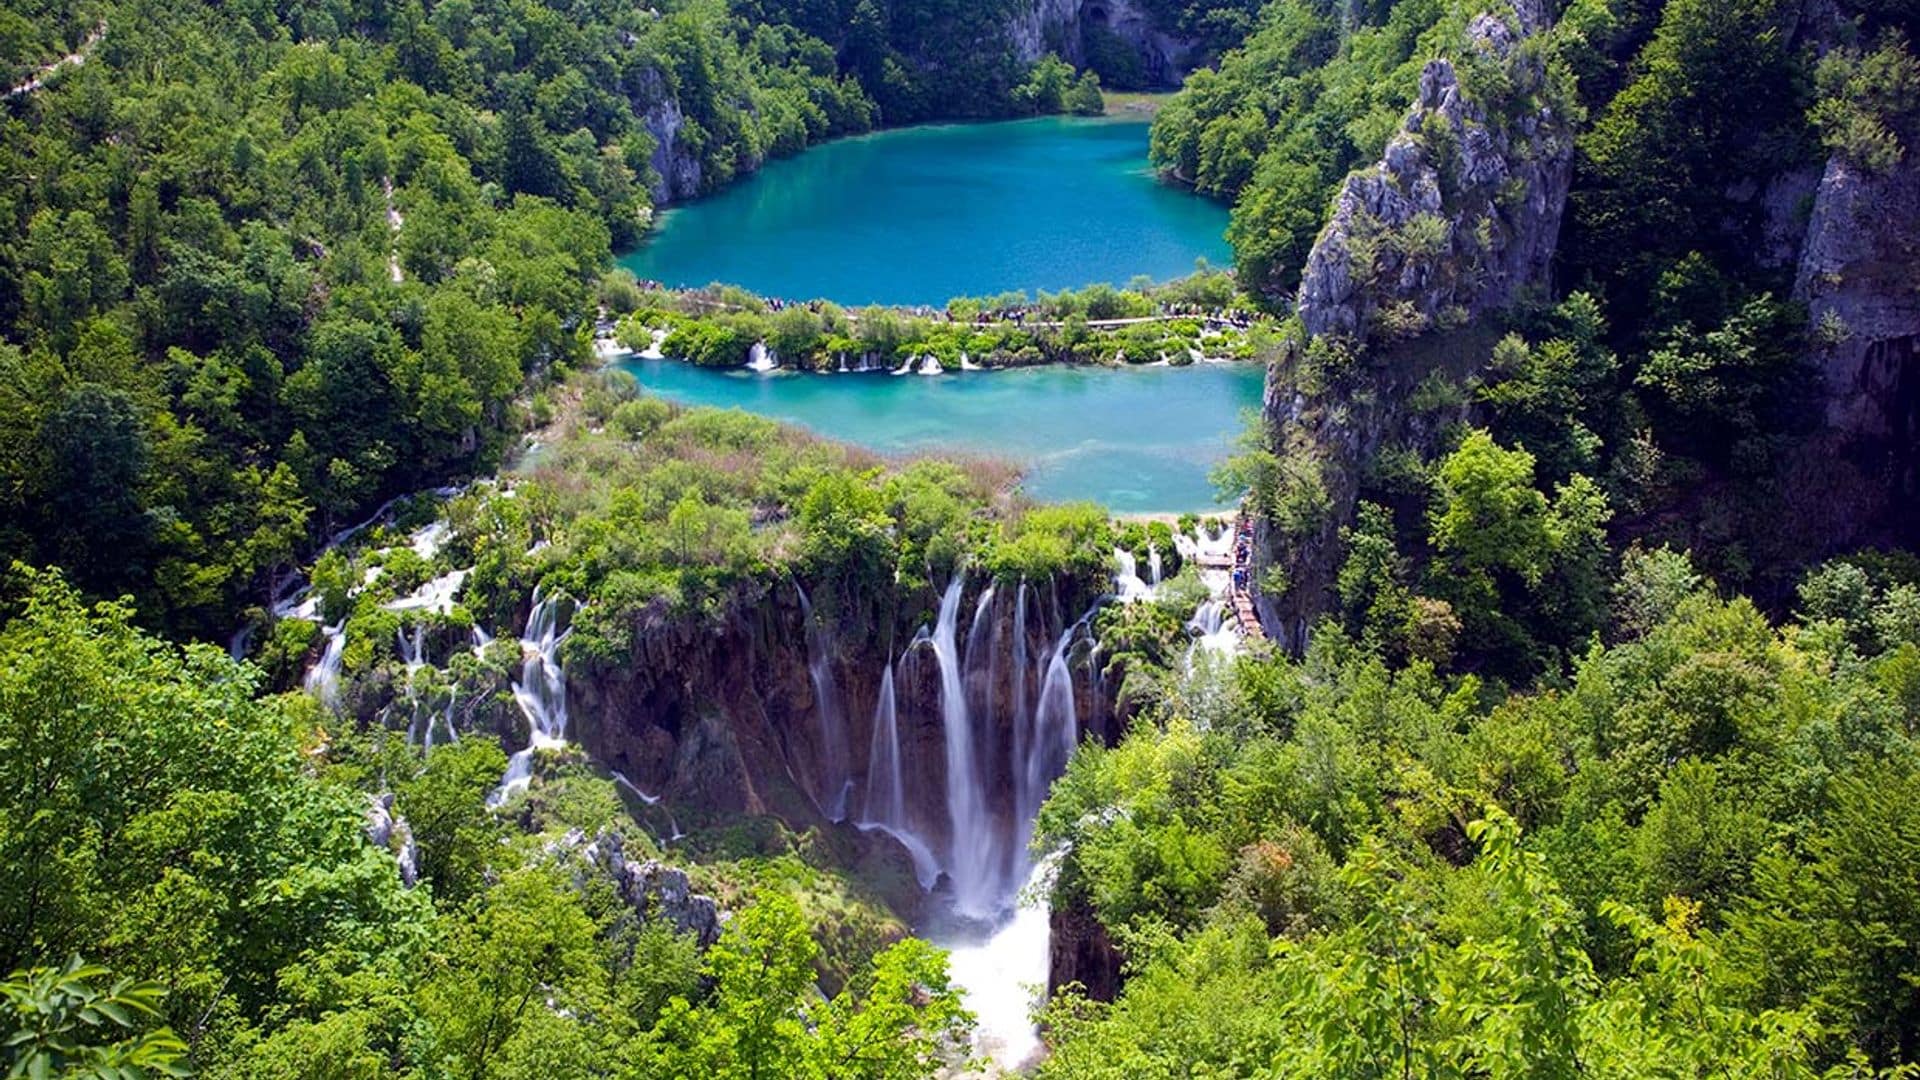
<box><xmin>423</xmin><ymin>867</ymin><xmax>602</xmax><ymax>1079</ymax></box>
<box><xmin>395</xmin><ymin>740</ymin><xmax>509</xmax><ymax>907</ymax></box>
<box><xmin>0</xmin><ymin>957</ymin><xmax>188</xmax><ymax>1079</ymax></box>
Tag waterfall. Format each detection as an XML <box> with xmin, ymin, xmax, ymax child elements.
<box><xmin>1190</xmin><ymin>599</ymin><xmax>1226</xmax><ymax>636</ymax></box>
<box><xmin>1148</xmin><ymin>543</ymin><xmax>1163</xmax><ymax>586</ymax></box>
<box><xmin>384</xmin><ymin>567</ymin><xmax>469</xmax><ymax>615</ymax></box>
<box><xmin>858</xmin><ymin>665</ymin><xmax>941</xmax><ymax>888</ymax></box>
<box><xmin>963</xmin><ymin>586</ymin><xmax>1000</xmax><ymax>793</ymax></box>
<box><xmin>932</xmin><ymin>573</ymin><xmax>998</xmax><ymax>918</ymax></box>
<box><xmin>796</xmin><ymin>584</ymin><xmax>852</xmax><ymax>821</ymax></box>
<box><xmin>398</xmin><ymin>624</ymin><xmax>426</xmax><ymax>746</ymax></box>
<box><xmin>306</xmin><ymin>624</ymin><xmax>346</xmax><ymax>708</ymax></box>
<box><xmin>746</xmin><ymin>341</ymin><xmax>778</xmax><ymax>372</ymax></box>
<box><xmin>409</xmin><ymin>520</ymin><xmax>450</xmax><ymax>559</ymax></box>
<box><xmin>1184</xmin><ymin>534</ymin><xmax>1243</xmax><ymax>662</ymax></box>
<box><xmin>1023</xmin><ymin>627</ymin><xmax>1078</xmax><ymax>836</ymax></box>
<box><xmin>940</xmin><ymin>853</ymin><xmax>1060</xmax><ymax>1071</ymax></box>
<box><xmin>490</xmin><ymin>588</ymin><xmax>571</xmax><ymax>807</ymax></box>
<box><xmin>1113</xmin><ymin>548</ymin><xmax>1153</xmax><ymax>602</ymax></box>
<box><xmin>614</xmin><ymin>770</ymin><xmax>687</xmax><ymax>843</ymax></box>
<box><xmin>863</xmin><ymin>666</ymin><xmax>905</xmax><ymax>826</ymax></box>
<box><xmin>793</xmin><ymin>571</ymin><xmax>1105</xmax><ymax>1070</ymax></box>
<box><xmin>1009</xmin><ymin>583</ymin><xmax>1032</xmax><ymax>782</ymax></box>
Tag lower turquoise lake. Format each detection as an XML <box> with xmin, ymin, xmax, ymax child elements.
<box><xmin>617</xmin><ymin>357</ymin><xmax>1266</xmax><ymax>513</ymax></box>
<box><xmin>620</xmin><ymin>117</ymin><xmax>1232</xmax><ymax>307</ymax></box>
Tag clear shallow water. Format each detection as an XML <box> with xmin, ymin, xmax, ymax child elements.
<box><xmin>618</xmin><ymin>356</ymin><xmax>1265</xmax><ymax>513</ymax></box>
<box><xmin>620</xmin><ymin>117</ymin><xmax>1232</xmax><ymax>306</ymax></box>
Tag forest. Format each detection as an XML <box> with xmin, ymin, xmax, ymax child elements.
<box><xmin>4</xmin><ymin>0</ymin><xmax>1920</xmax><ymax>1073</ymax></box>
<box><xmin>0</xmin><ymin>0</ymin><xmax>1126</xmax><ymax>642</ymax></box>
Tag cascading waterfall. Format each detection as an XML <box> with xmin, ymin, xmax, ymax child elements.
<box><xmin>490</xmin><ymin>588</ymin><xmax>571</xmax><ymax>807</ymax></box>
<box><xmin>306</xmin><ymin>625</ymin><xmax>346</xmax><ymax>708</ymax></box>
<box><xmin>613</xmin><ymin>771</ymin><xmax>687</xmax><ymax>843</ymax></box>
<box><xmin>908</xmin><ymin>574</ymin><xmax>1088</xmax><ymax>915</ymax></box>
<box><xmin>399</xmin><ymin>624</ymin><xmax>461</xmax><ymax>749</ymax></box>
<box><xmin>1009</xmin><ymin>582</ymin><xmax>1032</xmax><ymax>786</ymax></box>
<box><xmin>398</xmin><ymin>624</ymin><xmax>427</xmax><ymax>745</ymax></box>
<box><xmin>1148</xmin><ymin>543</ymin><xmax>1163</xmax><ymax>586</ymax></box>
<box><xmin>1113</xmin><ymin>548</ymin><xmax>1153</xmax><ymax>602</ymax></box>
<box><xmin>795</xmin><ymin>584</ymin><xmax>852</xmax><ymax>821</ymax></box>
<box><xmin>862</xmin><ymin>666</ymin><xmax>906</xmax><ymax>827</ymax></box>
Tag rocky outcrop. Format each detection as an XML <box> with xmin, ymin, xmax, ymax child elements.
<box><xmin>1792</xmin><ymin>149</ymin><xmax>1920</xmax><ymax>540</ymax></box>
<box><xmin>624</xmin><ymin>67</ymin><xmax>710</xmax><ymax>205</ymax></box>
<box><xmin>1295</xmin><ymin>8</ymin><xmax>1572</xmax><ymax>352</ymax></box>
<box><xmin>364</xmin><ymin>792</ymin><xmax>419</xmax><ymax>888</ymax></box>
<box><xmin>562</xmin><ymin>829</ymin><xmax>725</xmax><ymax>947</ymax></box>
<box><xmin>1255</xmin><ymin>2</ymin><xmax>1573</xmax><ymax>648</ymax></box>
<box><xmin>1006</xmin><ymin>0</ymin><xmax>1082</xmax><ymax>61</ymax></box>
<box><xmin>1006</xmin><ymin>0</ymin><xmax>1206</xmax><ymax>88</ymax></box>
<box><xmin>1795</xmin><ymin>153</ymin><xmax>1920</xmax><ymax>443</ymax></box>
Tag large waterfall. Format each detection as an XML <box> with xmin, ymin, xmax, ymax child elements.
<box><xmin>789</xmin><ymin>570</ymin><xmax>1099</xmax><ymax>912</ymax></box>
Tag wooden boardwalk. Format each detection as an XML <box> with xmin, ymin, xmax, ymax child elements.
<box><xmin>1199</xmin><ymin>510</ymin><xmax>1268</xmax><ymax>643</ymax></box>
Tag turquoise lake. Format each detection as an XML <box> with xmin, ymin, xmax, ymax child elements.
<box><xmin>620</xmin><ymin>117</ymin><xmax>1232</xmax><ymax>306</ymax></box>
<box><xmin>618</xmin><ymin>356</ymin><xmax>1266</xmax><ymax>513</ymax></box>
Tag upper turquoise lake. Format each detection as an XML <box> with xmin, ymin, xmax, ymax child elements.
<box><xmin>620</xmin><ymin>117</ymin><xmax>1232</xmax><ymax>306</ymax></box>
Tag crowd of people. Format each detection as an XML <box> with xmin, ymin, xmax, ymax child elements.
<box><xmin>1230</xmin><ymin>514</ymin><xmax>1255</xmax><ymax>595</ymax></box>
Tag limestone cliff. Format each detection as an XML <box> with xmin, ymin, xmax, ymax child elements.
<box><xmin>622</xmin><ymin>66</ymin><xmax>721</xmax><ymax>206</ymax></box>
<box><xmin>1294</xmin><ymin>7</ymin><xmax>1573</xmax><ymax>352</ymax></box>
<box><xmin>1793</xmin><ymin>150</ymin><xmax>1920</xmax><ymax>539</ymax></box>
<box><xmin>1008</xmin><ymin>0</ymin><xmax>1206</xmax><ymax>88</ymax></box>
<box><xmin>1254</xmin><ymin>2</ymin><xmax>1574</xmax><ymax>648</ymax></box>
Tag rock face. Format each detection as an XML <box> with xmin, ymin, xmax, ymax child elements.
<box><xmin>563</xmin><ymin>829</ymin><xmax>725</xmax><ymax>948</ymax></box>
<box><xmin>1795</xmin><ymin>153</ymin><xmax>1920</xmax><ymax>443</ymax></box>
<box><xmin>1009</xmin><ymin>0</ymin><xmax>1204</xmax><ymax>88</ymax></box>
<box><xmin>1255</xmin><ymin>2</ymin><xmax>1572</xmax><ymax>648</ymax></box>
<box><xmin>363</xmin><ymin>792</ymin><xmax>419</xmax><ymax>888</ymax></box>
<box><xmin>1790</xmin><ymin>149</ymin><xmax>1920</xmax><ymax>542</ymax></box>
<box><xmin>623</xmin><ymin>67</ymin><xmax>713</xmax><ymax>205</ymax></box>
<box><xmin>1048</xmin><ymin>893</ymin><xmax>1123</xmax><ymax>1002</ymax></box>
<box><xmin>1295</xmin><ymin>8</ymin><xmax>1573</xmax><ymax>352</ymax></box>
